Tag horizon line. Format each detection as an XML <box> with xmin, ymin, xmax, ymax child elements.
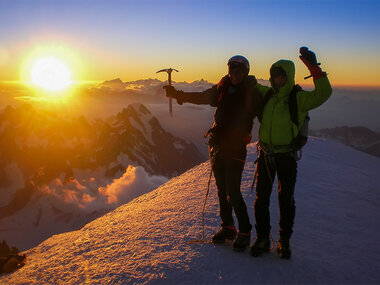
<box><xmin>1</xmin><ymin>79</ymin><xmax>380</xmax><ymax>91</ymax></box>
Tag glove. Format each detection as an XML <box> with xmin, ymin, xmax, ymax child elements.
<box><xmin>299</xmin><ymin>47</ymin><xmax>326</xmax><ymax>80</ymax></box>
<box><xmin>163</xmin><ymin>85</ymin><xmax>183</xmax><ymax>105</ymax></box>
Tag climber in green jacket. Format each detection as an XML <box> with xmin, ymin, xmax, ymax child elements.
<box><xmin>250</xmin><ymin>47</ymin><xmax>332</xmax><ymax>259</ymax></box>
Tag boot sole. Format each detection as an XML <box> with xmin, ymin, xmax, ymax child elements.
<box><xmin>251</xmin><ymin>248</ymin><xmax>270</xmax><ymax>257</ymax></box>
<box><xmin>277</xmin><ymin>247</ymin><xmax>291</xmax><ymax>259</ymax></box>
<box><xmin>211</xmin><ymin>238</ymin><xmax>235</xmax><ymax>245</ymax></box>
<box><xmin>232</xmin><ymin>244</ymin><xmax>249</xmax><ymax>252</ymax></box>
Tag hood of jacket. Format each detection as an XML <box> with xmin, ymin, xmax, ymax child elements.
<box><xmin>269</xmin><ymin>59</ymin><xmax>295</xmax><ymax>97</ymax></box>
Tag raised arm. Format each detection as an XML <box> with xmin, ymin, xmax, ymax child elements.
<box><xmin>297</xmin><ymin>47</ymin><xmax>332</xmax><ymax>111</ymax></box>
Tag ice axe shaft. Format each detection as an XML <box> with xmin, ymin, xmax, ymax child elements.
<box><xmin>168</xmin><ymin>73</ymin><xmax>172</xmax><ymax>116</ymax></box>
<box><xmin>156</xmin><ymin>68</ymin><xmax>179</xmax><ymax>117</ymax></box>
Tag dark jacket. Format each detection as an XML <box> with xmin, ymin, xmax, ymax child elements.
<box><xmin>178</xmin><ymin>75</ymin><xmax>262</xmax><ymax>157</ymax></box>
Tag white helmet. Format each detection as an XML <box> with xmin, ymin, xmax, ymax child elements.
<box><xmin>228</xmin><ymin>55</ymin><xmax>250</xmax><ymax>74</ymax></box>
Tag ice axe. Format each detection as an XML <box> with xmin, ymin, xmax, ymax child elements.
<box><xmin>156</xmin><ymin>68</ymin><xmax>178</xmax><ymax>117</ymax></box>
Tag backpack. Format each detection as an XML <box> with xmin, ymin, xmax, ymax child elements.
<box><xmin>259</xmin><ymin>84</ymin><xmax>309</xmax><ymax>151</ymax></box>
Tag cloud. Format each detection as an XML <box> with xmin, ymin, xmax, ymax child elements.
<box><xmin>38</xmin><ymin>165</ymin><xmax>168</xmax><ymax>214</ymax></box>
<box><xmin>99</xmin><ymin>165</ymin><xmax>167</xmax><ymax>206</ymax></box>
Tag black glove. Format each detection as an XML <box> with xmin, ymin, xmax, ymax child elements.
<box><xmin>163</xmin><ymin>85</ymin><xmax>183</xmax><ymax>105</ymax></box>
<box><xmin>299</xmin><ymin>46</ymin><xmax>325</xmax><ymax>80</ymax></box>
<box><xmin>299</xmin><ymin>46</ymin><xmax>318</xmax><ymax>66</ymax></box>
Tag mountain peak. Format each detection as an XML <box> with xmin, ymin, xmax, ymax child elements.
<box><xmin>102</xmin><ymin>78</ymin><xmax>124</xmax><ymax>84</ymax></box>
<box><xmin>100</xmin><ymin>78</ymin><xmax>127</xmax><ymax>90</ymax></box>
<box><xmin>115</xmin><ymin>103</ymin><xmax>152</xmax><ymax>125</ymax></box>
<box><xmin>128</xmin><ymin>103</ymin><xmax>151</xmax><ymax>116</ymax></box>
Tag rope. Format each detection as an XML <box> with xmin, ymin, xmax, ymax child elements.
<box><xmin>269</xmin><ymin>233</ymin><xmax>275</xmax><ymax>250</ymax></box>
<box><xmin>257</xmin><ymin>141</ymin><xmax>274</xmax><ymax>186</ymax></box>
<box><xmin>264</xmin><ymin>152</ymin><xmax>274</xmax><ymax>186</ymax></box>
<box><xmin>250</xmin><ymin>143</ymin><xmax>259</xmax><ymax>192</ymax></box>
<box><xmin>250</xmin><ymin>162</ymin><xmax>258</xmax><ymax>192</ymax></box>
<box><xmin>252</xmin><ymin>143</ymin><xmax>275</xmax><ymax>193</ymax></box>
<box><xmin>188</xmin><ymin>157</ymin><xmax>214</xmax><ymax>245</ymax></box>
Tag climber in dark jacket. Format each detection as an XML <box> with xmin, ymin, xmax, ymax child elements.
<box><xmin>164</xmin><ymin>56</ymin><xmax>262</xmax><ymax>251</ymax></box>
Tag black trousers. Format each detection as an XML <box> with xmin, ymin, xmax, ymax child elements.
<box><xmin>212</xmin><ymin>149</ymin><xmax>252</xmax><ymax>233</ymax></box>
<box><xmin>254</xmin><ymin>150</ymin><xmax>297</xmax><ymax>240</ymax></box>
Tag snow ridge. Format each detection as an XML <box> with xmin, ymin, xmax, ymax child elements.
<box><xmin>1</xmin><ymin>138</ymin><xmax>380</xmax><ymax>284</ymax></box>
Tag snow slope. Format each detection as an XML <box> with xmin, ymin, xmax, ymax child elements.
<box><xmin>1</xmin><ymin>138</ymin><xmax>380</xmax><ymax>284</ymax></box>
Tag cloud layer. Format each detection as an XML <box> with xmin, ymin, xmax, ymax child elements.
<box><xmin>39</xmin><ymin>165</ymin><xmax>168</xmax><ymax>214</ymax></box>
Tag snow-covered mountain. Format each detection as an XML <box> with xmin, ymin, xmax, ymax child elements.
<box><xmin>0</xmin><ymin>103</ymin><xmax>203</xmax><ymax>250</ymax></box>
<box><xmin>1</xmin><ymin>138</ymin><xmax>379</xmax><ymax>284</ymax></box>
<box><xmin>310</xmin><ymin>126</ymin><xmax>380</xmax><ymax>157</ymax></box>
<box><xmin>98</xmin><ymin>78</ymin><xmax>214</xmax><ymax>95</ymax></box>
<box><xmin>101</xmin><ymin>78</ymin><xmax>128</xmax><ymax>90</ymax></box>
<box><xmin>99</xmin><ymin>77</ymin><xmax>267</xmax><ymax>94</ymax></box>
<box><xmin>308</xmin><ymin>87</ymin><xmax>380</xmax><ymax>132</ymax></box>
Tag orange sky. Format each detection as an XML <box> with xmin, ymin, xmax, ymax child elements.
<box><xmin>0</xmin><ymin>1</ymin><xmax>379</xmax><ymax>88</ymax></box>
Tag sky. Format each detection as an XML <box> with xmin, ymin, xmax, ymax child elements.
<box><xmin>0</xmin><ymin>0</ymin><xmax>379</xmax><ymax>87</ymax></box>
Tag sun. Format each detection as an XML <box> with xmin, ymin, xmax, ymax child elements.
<box><xmin>31</xmin><ymin>57</ymin><xmax>72</xmax><ymax>91</ymax></box>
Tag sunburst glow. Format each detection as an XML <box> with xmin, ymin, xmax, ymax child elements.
<box><xmin>31</xmin><ymin>57</ymin><xmax>72</xmax><ymax>91</ymax></box>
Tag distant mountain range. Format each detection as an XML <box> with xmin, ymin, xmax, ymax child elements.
<box><xmin>98</xmin><ymin>77</ymin><xmax>215</xmax><ymax>97</ymax></box>
<box><xmin>0</xmin><ymin>103</ymin><xmax>203</xmax><ymax>250</ymax></box>
<box><xmin>310</xmin><ymin>126</ymin><xmax>380</xmax><ymax>157</ymax></box>
<box><xmin>100</xmin><ymin>77</ymin><xmax>270</xmax><ymax>93</ymax></box>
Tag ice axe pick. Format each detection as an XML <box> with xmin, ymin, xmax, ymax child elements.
<box><xmin>156</xmin><ymin>68</ymin><xmax>179</xmax><ymax>117</ymax></box>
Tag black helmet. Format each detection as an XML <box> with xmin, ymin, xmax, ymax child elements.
<box><xmin>228</xmin><ymin>55</ymin><xmax>250</xmax><ymax>74</ymax></box>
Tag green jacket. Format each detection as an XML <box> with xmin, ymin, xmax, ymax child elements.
<box><xmin>255</xmin><ymin>60</ymin><xmax>332</xmax><ymax>152</ymax></box>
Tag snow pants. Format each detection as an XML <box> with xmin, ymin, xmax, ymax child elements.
<box><xmin>212</xmin><ymin>149</ymin><xmax>252</xmax><ymax>234</ymax></box>
<box><xmin>254</xmin><ymin>150</ymin><xmax>297</xmax><ymax>240</ymax></box>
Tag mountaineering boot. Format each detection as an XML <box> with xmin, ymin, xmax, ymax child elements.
<box><xmin>277</xmin><ymin>238</ymin><xmax>291</xmax><ymax>259</ymax></box>
<box><xmin>211</xmin><ymin>226</ymin><xmax>237</xmax><ymax>244</ymax></box>
<box><xmin>250</xmin><ymin>237</ymin><xmax>271</xmax><ymax>257</ymax></box>
<box><xmin>232</xmin><ymin>232</ymin><xmax>251</xmax><ymax>252</ymax></box>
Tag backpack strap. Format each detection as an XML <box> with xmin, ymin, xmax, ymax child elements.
<box><xmin>258</xmin><ymin>88</ymin><xmax>274</xmax><ymax>122</ymax></box>
<box><xmin>288</xmin><ymin>84</ymin><xmax>303</xmax><ymax>126</ymax></box>
<box><xmin>288</xmin><ymin>84</ymin><xmax>309</xmax><ymax>154</ymax></box>
<box><xmin>263</xmin><ymin>88</ymin><xmax>274</xmax><ymax>107</ymax></box>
